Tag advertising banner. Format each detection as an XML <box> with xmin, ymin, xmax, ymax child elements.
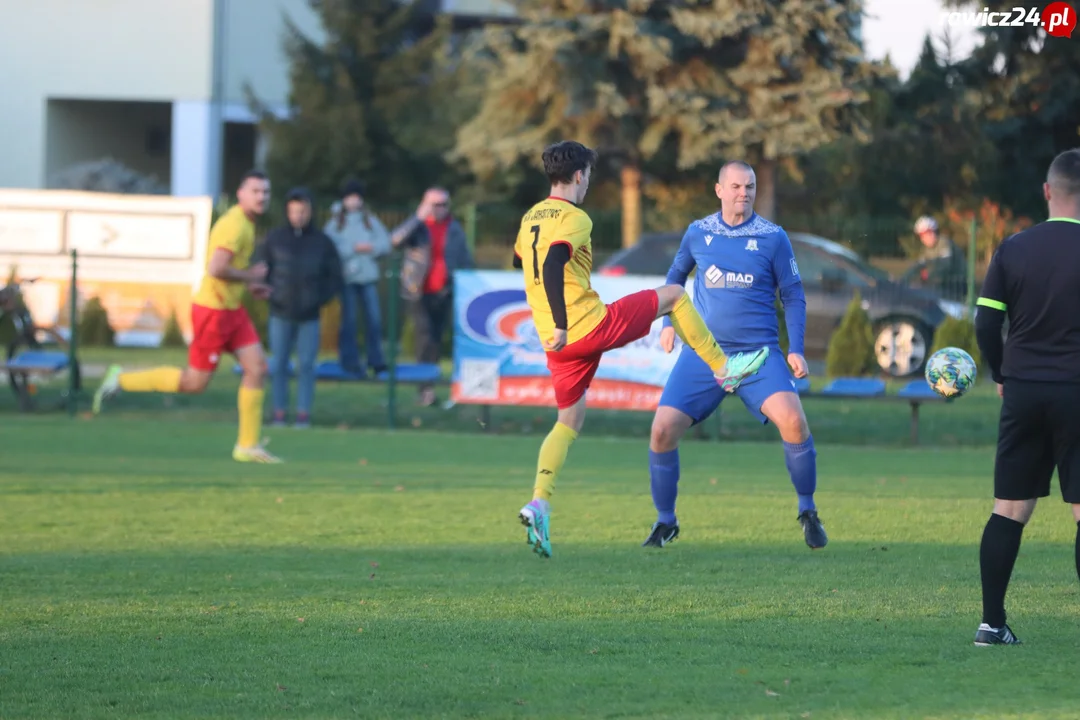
<box><xmin>451</xmin><ymin>270</ymin><xmax>696</xmax><ymax>411</ymax></box>
<box><xmin>0</xmin><ymin>189</ymin><xmax>212</xmax><ymax>346</ymax></box>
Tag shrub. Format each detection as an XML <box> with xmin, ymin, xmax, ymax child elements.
<box><xmin>930</xmin><ymin>315</ymin><xmax>982</xmax><ymax>368</ymax></box>
<box><xmin>825</xmin><ymin>290</ymin><xmax>877</xmax><ymax>377</ymax></box>
<box><xmin>320</xmin><ymin>298</ymin><xmax>342</xmax><ymax>353</ymax></box>
<box><xmin>78</xmin><ymin>297</ymin><xmax>115</xmax><ymax>347</ymax></box>
<box><xmin>160</xmin><ymin>306</ymin><xmax>186</xmax><ymax>348</ymax></box>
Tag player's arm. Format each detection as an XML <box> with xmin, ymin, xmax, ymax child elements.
<box><xmin>773</xmin><ymin>231</ymin><xmax>807</xmax><ymax>356</ymax></box>
<box><xmin>975</xmin><ymin>245</ymin><xmax>1008</xmax><ymax>384</ymax></box>
<box><xmin>543</xmin><ymin>244</ymin><xmax>571</xmax><ymax>332</ymax></box>
<box><xmin>512</xmin><ymin>233</ymin><xmax>523</xmax><ymax>269</ymax></box>
<box><xmin>662</xmin><ymin>226</ymin><xmax>697</xmax><ymax>329</ymax></box>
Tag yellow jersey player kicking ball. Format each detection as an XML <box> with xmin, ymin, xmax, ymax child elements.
<box><xmin>512</xmin><ymin>141</ymin><xmax>769</xmax><ymax>558</ymax></box>
<box><xmin>93</xmin><ymin>170</ymin><xmax>282</xmax><ymax>463</ymax></box>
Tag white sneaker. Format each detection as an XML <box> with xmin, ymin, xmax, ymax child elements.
<box><xmin>93</xmin><ymin>364</ymin><xmax>122</xmax><ymax>414</ymax></box>
<box><xmin>233</xmin><ymin>440</ymin><xmax>283</xmax><ymax>464</ymax></box>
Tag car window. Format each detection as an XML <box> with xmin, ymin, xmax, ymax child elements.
<box><xmin>793</xmin><ymin>247</ymin><xmax>869</xmax><ymax>289</ymax></box>
<box><xmin>791</xmin><ymin>247</ymin><xmax>833</xmax><ymax>284</ymax></box>
<box><xmin>604</xmin><ymin>236</ymin><xmax>681</xmax><ymax>275</ymax></box>
<box><xmin>792</xmin><ymin>233</ymin><xmax>889</xmax><ymax>283</ymax></box>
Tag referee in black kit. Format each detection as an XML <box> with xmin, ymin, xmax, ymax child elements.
<box><xmin>973</xmin><ymin>148</ymin><xmax>1080</xmax><ymax>646</ymax></box>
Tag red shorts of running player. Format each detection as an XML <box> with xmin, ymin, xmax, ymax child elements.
<box><xmin>188</xmin><ymin>304</ymin><xmax>261</xmax><ymax>371</ymax></box>
<box><xmin>546</xmin><ymin>289</ymin><xmax>659</xmax><ymax>409</ymax></box>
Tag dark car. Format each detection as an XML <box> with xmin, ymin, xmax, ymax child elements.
<box><xmin>597</xmin><ymin>231</ymin><xmax>968</xmax><ymax>378</ymax></box>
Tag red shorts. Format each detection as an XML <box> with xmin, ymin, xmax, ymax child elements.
<box><xmin>546</xmin><ymin>289</ymin><xmax>659</xmax><ymax>409</ymax></box>
<box><xmin>188</xmin><ymin>304</ymin><xmax>261</xmax><ymax>371</ymax></box>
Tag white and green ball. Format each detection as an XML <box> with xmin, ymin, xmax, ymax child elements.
<box><xmin>925</xmin><ymin>347</ymin><xmax>977</xmax><ymax>399</ymax></box>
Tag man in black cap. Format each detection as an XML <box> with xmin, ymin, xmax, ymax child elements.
<box><xmin>257</xmin><ymin>187</ymin><xmax>342</xmax><ymax>428</ymax></box>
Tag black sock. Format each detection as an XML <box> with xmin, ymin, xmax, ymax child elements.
<box><xmin>980</xmin><ymin>513</ymin><xmax>1025</xmax><ymax>628</ymax></box>
<box><xmin>1075</xmin><ymin>520</ymin><xmax>1080</xmax><ymax>587</ymax></box>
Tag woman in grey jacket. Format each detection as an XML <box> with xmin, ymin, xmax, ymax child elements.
<box><xmin>326</xmin><ymin>179</ymin><xmax>391</xmax><ymax>377</ymax></box>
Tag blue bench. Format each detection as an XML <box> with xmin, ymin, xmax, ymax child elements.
<box><xmin>795</xmin><ymin>377</ymin><xmax>945</xmax><ymax>445</ymax></box>
<box><xmin>2</xmin><ymin>350</ymin><xmax>71</xmax><ymax>412</ymax></box>
<box><xmin>233</xmin><ymin>358</ymin><xmax>442</xmax><ymax>384</ymax></box>
<box><xmin>819</xmin><ymin>377</ymin><xmax>887</xmax><ymax>397</ymax></box>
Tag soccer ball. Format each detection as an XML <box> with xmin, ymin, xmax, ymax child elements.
<box><xmin>925</xmin><ymin>347</ymin><xmax>977</xmax><ymax>399</ymax></box>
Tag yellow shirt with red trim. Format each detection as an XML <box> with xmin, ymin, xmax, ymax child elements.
<box><xmin>514</xmin><ymin>197</ymin><xmax>607</xmax><ymax>346</ymax></box>
<box><xmin>193</xmin><ymin>205</ymin><xmax>256</xmax><ymax>310</ymax></box>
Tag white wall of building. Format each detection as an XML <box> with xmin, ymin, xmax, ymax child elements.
<box><xmin>0</xmin><ymin>0</ymin><xmax>216</xmax><ymax>189</ymax></box>
<box><xmin>220</xmin><ymin>0</ymin><xmax>325</xmax><ymax>111</ymax></box>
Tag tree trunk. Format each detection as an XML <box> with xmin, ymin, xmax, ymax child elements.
<box><xmin>755</xmin><ymin>158</ymin><xmax>777</xmax><ymax>220</ymax></box>
<box><xmin>620</xmin><ymin>163</ymin><xmax>642</xmax><ymax>248</ymax></box>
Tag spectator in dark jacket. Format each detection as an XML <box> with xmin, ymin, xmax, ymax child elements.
<box><xmin>257</xmin><ymin>187</ymin><xmax>343</xmax><ymax>428</ymax></box>
<box><xmin>391</xmin><ymin>187</ymin><xmax>473</xmax><ymax>406</ymax></box>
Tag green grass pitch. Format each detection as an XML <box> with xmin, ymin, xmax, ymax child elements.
<box><xmin>1</xmin><ymin>415</ymin><xmax>1078</xmax><ymax>719</ymax></box>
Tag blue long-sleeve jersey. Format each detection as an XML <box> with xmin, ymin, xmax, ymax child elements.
<box><xmin>662</xmin><ymin>212</ymin><xmax>807</xmax><ymax>355</ymax></box>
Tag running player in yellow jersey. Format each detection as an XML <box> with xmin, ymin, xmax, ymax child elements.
<box><xmin>513</xmin><ymin>141</ymin><xmax>768</xmax><ymax>557</ymax></box>
<box><xmin>92</xmin><ymin>170</ymin><xmax>281</xmax><ymax>463</ymax></box>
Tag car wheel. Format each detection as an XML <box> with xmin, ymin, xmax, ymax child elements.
<box><xmin>874</xmin><ymin>318</ymin><xmax>931</xmax><ymax>378</ymax></box>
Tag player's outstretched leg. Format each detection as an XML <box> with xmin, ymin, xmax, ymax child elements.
<box><xmin>93</xmin><ymin>364</ymin><xmax>183</xmax><ymax>414</ymax></box>
<box><xmin>761</xmin><ymin>390</ymin><xmax>826</xmax><ymax>549</ymax></box>
<box><xmin>519</xmin><ymin>400</ymin><xmax>583</xmax><ymax>558</ymax></box>
<box><xmin>975</xmin><ymin>502</ymin><xmax>1031</xmax><ymax>645</ymax></box>
<box><xmin>654</xmin><ymin>286</ymin><xmax>768</xmax><ymax>391</ymax></box>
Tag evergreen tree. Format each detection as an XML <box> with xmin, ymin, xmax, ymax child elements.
<box><xmin>453</xmin><ymin>0</ymin><xmax>882</xmax><ymax>246</ymax></box>
<box><xmin>943</xmin><ymin>0</ymin><xmax>1080</xmax><ymax>220</ymax></box>
<box><xmin>252</xmin><ymin>0</ymin><xmax>479</xmax><ymax>206</ymax></box>
<box><xmin>825</xmin><ymin>291</ymin><xmax>877</xmax><ymax>377</ymax></box>
<box><xmin>781</xmin><ymin>27</ymin><xmax>999</xmax><ymax>249</ymax></box>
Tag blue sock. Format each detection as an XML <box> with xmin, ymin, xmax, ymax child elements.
<box><xmin>784</xmin><ymin>435</ymin><xmax>817</xmax><ymax>514</ymax></box>
<box><xmin>649</xmin><ymin>448</ymin><xmax>680</xmax><ymax>525</ymax></box>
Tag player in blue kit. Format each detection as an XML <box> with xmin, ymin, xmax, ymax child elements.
<box><xmin>643</xmin><ymin>161</ymin><xmax>827</xmax><ymax>550</ymax></box>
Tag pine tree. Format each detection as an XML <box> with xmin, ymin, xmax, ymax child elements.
<box><xmin>161</xmin><ymin>307</ymin><xmax>186</xmax><ymax>348</ymax></box>
<box><xmin>252</xmin><ymin>0</ymin><xmax>479</xmax><ymax>205</ymax></box>
<box><xmin>452</xmin><ymin>0</ymin><xmax>883</xmax><ymax>246</ymax></box>
<box><xmin>942</xmin><ymin>0</ymin><xmax>1080</xmax><ymax>220</ymax></box>
<box><xmin>825</xmin><ymin>291</ymin><xmax>877</xmax><ymax>377</ymax></box>
<box><xmin>930</xmin><ymin>315</ymin><xmax>982</xmax><ymax>368</ymax></box>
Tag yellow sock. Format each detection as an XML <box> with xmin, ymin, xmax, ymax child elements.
<box><xmin>668</xmin><ymin>293</ymin><xmax>728</xmax><ymax>374</ymax></box>
<box><xmin>118</xmin><ymin>367</ymin><xmax>182</xmax><ymax>393</ymax></box>
<box><xmin>237</xmin><ymin>386</ymin><xmax>265</xmax><ymax>449</ymax></box>
<box><xmin>533</xmin><ymin>422</ymin><xmax>578</xmax><ymax>501</ymax></box>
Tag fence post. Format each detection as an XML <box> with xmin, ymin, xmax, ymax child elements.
<box><xmin>966</xmin><ymin>217</ymin><xmax>978</xmax><ymax>318</ymax></box>
<box><xmin>385</xmin><ymin>253</ymin><xmax>400</xmax><ymax>429</ymax></box>
<box><xmin>68</xmin><ymin>249</ymin><xmax>78</xmax><ymax>416</ymax></box>
<box><xmin>464</xmin><ymin>202</ymin><xmax>477</xmax><ymax>253</ymax></box>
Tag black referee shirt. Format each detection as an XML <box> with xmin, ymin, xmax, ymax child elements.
<box><xmin>975</xmin><ymin>217</ymin><xmax>1080</xmax><ymax>384</ymax></box>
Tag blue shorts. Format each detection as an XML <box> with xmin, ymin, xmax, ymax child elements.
<box><xmin>658</xmin><ymin>346</ymin><xmax>795</xmax><ymax>425</ymax></box>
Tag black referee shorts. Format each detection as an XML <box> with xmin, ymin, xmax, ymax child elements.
<box><xmin>995</xmin><ymin>379</ymin><xmax>1080</xmax><ymax>503</ymax></box>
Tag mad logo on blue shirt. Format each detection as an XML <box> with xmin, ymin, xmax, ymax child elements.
<box><xmin>703</xmin><ymin>264</ymin><xmax>754</xmax><ymax>289</ymax></box>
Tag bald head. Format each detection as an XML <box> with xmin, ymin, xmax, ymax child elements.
<box><xmin>718</xmin><ymin>160</ymin><xmax>754</xmax><ymax>184</ymax></box>
<box><xmin>715</xmin><ymin>161</ymin><xmax>757</xmax><ymax>221</ymax></box>
<box><xmin>1047</xmin><ymin>149</ymin><xmax>1080</xmax><ymax>198</ymax></box>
